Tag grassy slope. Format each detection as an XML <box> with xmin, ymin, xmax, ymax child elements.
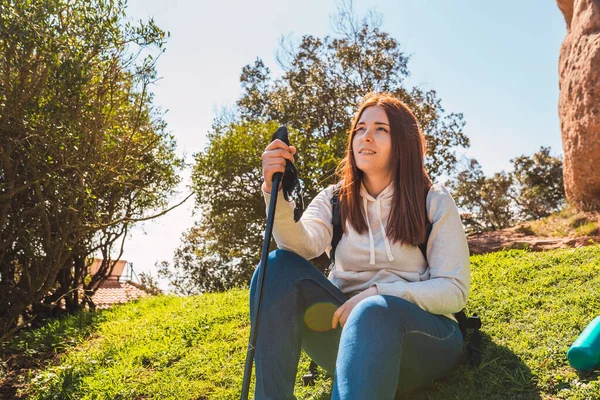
<box><xmin>516</xmin><ymin>205</ymin><xmax>600</xmax><ymax>238</ymax></box>
<box><xmin>4</xmin><ymin>246</ymin><xmax>600</xmax><ymax>399</ymax></box>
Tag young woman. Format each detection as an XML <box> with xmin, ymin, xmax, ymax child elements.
<box><xmin>251</xmin><ymin>92</ymin><xmax>470</xmax><ymax>399</ymax></box>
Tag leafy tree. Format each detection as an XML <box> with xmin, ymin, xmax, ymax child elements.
<box><xmin>159</xmin><ymin>121</ymin><xmax>278</xmax><ymax>294</ymax></box>
<box><xmin>169</xmin><ymin>3</ymin><xmax>470</xmax><ymax>293</ymax></box>
<box><xmin>0</xmin><ymin>0</ymin><xmax>183</xmax><ymax>340</ymax></box>
<box><xmin>137</xmin><ymin>272</ymin><xmax>162</xmax><ymax>294</ymax></box>
<box><xmin>448</xmin><ymin>147</ymin><xmax>564</xmax><ymax>233</ymax></box>
<box><xmin>237</xmin><ymin>5</ymin><xmax>469</xmax><ymax>189</ymax></box>
<box><xmin>510</xmin><ymin>146</ymin><xmax>564</xmax><ymax>220</ymax></box>
<box><xmin>447</xmin><ymin>159</ymin><xmax>514</xmax><ymax>234</ymax></box>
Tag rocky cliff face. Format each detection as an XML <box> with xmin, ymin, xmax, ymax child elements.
<box><xmin>557</xmin><ymin>0</ymin><xmax>600</xmax><ymax>211</ymax></box>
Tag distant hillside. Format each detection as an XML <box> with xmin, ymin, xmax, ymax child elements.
<box><xmin>468</xmin><ymin>206</ymin><xmax>600</xmax><ymax>254</ymax></box>
<box><xmin>518</xmin><ymin>205</ymin><xmax>600</xmax><ymax>238</ymax></box>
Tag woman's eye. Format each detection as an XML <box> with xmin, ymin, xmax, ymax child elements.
<box><xmin>354</xmin><ymin>126</ymin><xmax>387</xmax><ymax>134</ymax></box>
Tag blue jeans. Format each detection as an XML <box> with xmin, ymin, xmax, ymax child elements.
<box><xmin>249</xmin><ymin>249</ymin><xmax>463</xmax><ymax>400</ymax></box>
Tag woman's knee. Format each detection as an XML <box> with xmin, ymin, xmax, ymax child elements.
<box><xmin>250</xmin><ymin>250</ymin><xmax>305</xmax><ymax>311</ymax></box>
<box><xmin>345</xmin><ymin>295</ymin><xmax>387</xmax><ymax>328</ymax></box>
<box><xmin>346</xmin><ymin>295</ymin><xmax>416</xmax><ymax>327</ymax></box>
<box><xmin>268</xmin><ymin>248</ymin><xmax>305</xmax><ymax>265</ymax></box>
<box><xmin>252</xmin><ymin>249</ymin><xmax>311</xmax><ymax>285</ymax></box>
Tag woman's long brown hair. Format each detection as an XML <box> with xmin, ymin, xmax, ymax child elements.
<box><xmin>335</xmin><ymin>92</ymin><xmax>433</xmax><ymax>246</ymax></box>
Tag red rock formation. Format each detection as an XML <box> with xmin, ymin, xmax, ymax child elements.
<box><xmin>557</xmin><ymin>0</ymin><xmax>600</xmax><ymax>211</ymax></box>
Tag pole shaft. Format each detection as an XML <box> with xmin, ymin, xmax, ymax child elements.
<box><xmin>241</xmin><ymin>174</ymin><xmax>282</xmax><ymax>399</ymax></box>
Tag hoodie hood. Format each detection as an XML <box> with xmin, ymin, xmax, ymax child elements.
<box><xmin>359</xmin><ymin>181</ymin><xmax>395</xmax><ymax>265</ymax></box>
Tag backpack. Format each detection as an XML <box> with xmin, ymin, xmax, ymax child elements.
<box><xmin>303</xmin><ymin>183</ymin><xmax>483</xmax><ymax>386</ymax></box>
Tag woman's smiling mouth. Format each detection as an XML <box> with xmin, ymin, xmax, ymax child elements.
<box><xmin>359</xmin><ymin>149</ymin><xmax>377</xmax><ymax>155</ymax></box>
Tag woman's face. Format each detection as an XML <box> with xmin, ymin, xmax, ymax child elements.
<box><xmin>352</xmin><ymin>106</ymin><xmax>393</xmax><ymax>177</ymax></box>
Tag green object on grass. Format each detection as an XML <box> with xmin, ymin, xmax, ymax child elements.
<box><xmin>568</xmin><ymin>316</ymin><xmax>600</xmax><ymax>371</ymax></box>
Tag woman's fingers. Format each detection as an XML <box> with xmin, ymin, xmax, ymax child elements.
<box><xmin>264</xmin><ymin>140</ymin><xmax>296</xmax><ymax>162</ymax></box>
<box><xmin>264</xmin><ymin>159</ymin><xmax>287</xmax><ymax>169</ymax></box>
<box><xmin>263</xmin><ymin>161</ymin><xmax>287</xmax><ymax>176</ymax></box>
<box><xmin>339</xmin><ymin>306</ymin><xmax>352</xmax><ymax>328</ymax></box>
<box><xmin>332</xmin><ymin>301</ymin><xmax>354</xmax><ymax>329</ymax></box>
<box><xmin>332</xmin><ymin>304</ymin><xmax>344</xmax><ymax>329</ymax></box>
<box><xmin>332</xmin><ymin>299</ymin><xmax>359</xmax><ymax>329</ymax></box>
<box><xmin>266</xmin><ymin>138</ymin><xmax>290</xmax><ymax>151</ymax></box>
<box><xmin>261</xmin><ymin>140</ymin><xmax>297</xmax><ymax>193</ymax></box>
<box><xmin>263</xmin><ymin>148</ymin><xmax>295</xmax><ymax>164</ymax></box>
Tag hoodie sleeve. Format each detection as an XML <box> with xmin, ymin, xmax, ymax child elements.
<box><xmin>372</xmin><ymin>185</ymin><xmax>470</xmax><ymax>315</ymax></box>
<box><xmin>262</xmin><ymin>185</ymin><xmax>334</xmax><ymax>260</ymax></box>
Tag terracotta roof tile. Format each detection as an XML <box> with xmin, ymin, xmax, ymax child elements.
<box><xmin>91</xmin><ymin>281</ymin><xmax>151</xmax><ymax>309</ymax></box>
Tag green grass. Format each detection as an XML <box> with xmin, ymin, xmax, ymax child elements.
<box><xmin>518</xmin><ymin>205</ymin><xmax>600</xmax><ymax>238</ymax></box>
<box><xmin>3</xmin><ymin>246</ymin><xmax>600</xmax><ymax>399</ymax></box>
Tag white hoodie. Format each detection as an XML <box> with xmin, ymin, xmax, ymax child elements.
<box><xmin>262</xmin><ymin>182</ymin><xmax>470</xmax><ymax>321</ymax></box>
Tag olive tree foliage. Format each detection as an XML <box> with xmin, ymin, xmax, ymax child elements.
<box><xmin>0</xmin><ymin>0</ymin><xmax>183</xmax><ymax>340</ymax></box>
<box><xmin>160</xmin><ymin>3</ymin><xmax>470</xmax><ymax>294</ymax></box>
<box><xmin>237</xmin><ymin>4</ymin><xmax>469</xmax><ymax>193</ymax></box>
<box><xmin>448</xmin><ymin>147</ymin><xmax>565</xmax><ymax>234</ymax></box>
<box><xmin>510</xmin><ymin>146</ymin><xmax>564</xmax><ymax>220</ymax></box>
<box><xmin>158</xmin><ymin>121</ymin><xmax>278</xmax><ymax>295</ymax></box>
<box><xmin>447</xmin><ymin>159</ymin><xmax>515</xmax><ymax>234</ymax></box>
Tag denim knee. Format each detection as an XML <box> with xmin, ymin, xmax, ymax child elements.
<box><xmin>346</xmin><ymin>295</ymin><xmax>418</xmax><ymax>329</ymax></box>
<box><xmin>252</xmin><ymin>249</ymin><xmax>309</xmax><ymax>281</ymax></box>
<box><xmin>250</xmin><ymin>249</ymin><xmax>311</xmax><ymax>299</ymax></box>
<box><xmin>346</xmin><ymin>295</ymin><xmax>389</xmax><ymax>326</ymax></box>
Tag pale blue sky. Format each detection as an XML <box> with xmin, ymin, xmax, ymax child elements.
<box><xmin>118</xmin><ymin>0</ymin><xmax>567</xmax><ymax>289</ymax></box>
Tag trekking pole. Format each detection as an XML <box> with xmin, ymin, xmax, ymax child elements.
<box><xmin>241</xmin><ymin>126</ymin><xmax>292</xmax><ymax>400</ymax></box>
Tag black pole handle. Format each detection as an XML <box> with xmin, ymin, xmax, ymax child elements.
<box><xmin>272</xmin><ymin>125</ymin><xmax>290</xmax><ymax>145</ymax></box>
<box><xmin>271</xmin><ymin>126</ymin><xmax>291</xmax><ymax>184</ymax></box>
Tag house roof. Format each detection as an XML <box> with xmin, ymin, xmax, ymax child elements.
<box><xmin>91</xmin><ymin>280</ymin><xmax>152</xmax><ymax>309</ymax></box>
<box><xmin>88</xmin><ymin>258</ymin><xmax>160</xmax><ymax>309</ymax></box>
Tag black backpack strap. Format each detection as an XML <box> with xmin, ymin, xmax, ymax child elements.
<box><xmin>418</xmin><ymin>221</ymin><xmax>432</xmax><ymax>260</ymax></box>
<box><xmin>455</xmin><ymin>310</ymin><xmax>483</xmax><ymax>366</ymax></box>
<box><xmin>303</xmin><ymin>360</ymin><xmax>319</xmax><ymax>386</ymax></box>
<box><xmin>466</xmin><ymin>314</ymin><xmax>483</xmax><ymax>366</ymax></box>
<box><xmin>418</xmin><ymin>188</ymin><xmax>432</xmax><ymax>260</ymax></box>
<box><xmin>330</xmin><ymin>183</ymin><xmax>343</xmax><ymax>265</ymax></box>
<box><xmin>420</xmin><ymin>187</ymin><xmax>482</xmax><ymax>366</ymax></box>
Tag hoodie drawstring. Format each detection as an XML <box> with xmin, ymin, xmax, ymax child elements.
<box><xmin>363</xmin><ymin>196</ymin><xmax>395</xmax><ymax>265</ymax></box>
<box><xmin>363</xmin><ymin>197</ymin><xmax>376</xmax><ymax>265</ymax></box>
<box><xmin>376</xmin><ymin>199</ymin><xmax>395</xmax><ymax>262</ymax></box>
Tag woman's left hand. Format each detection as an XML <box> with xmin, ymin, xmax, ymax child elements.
<box><xmin>332</xmin><ymin>286</ymin><xmax>379</xmax><ymax>329</ymax></box>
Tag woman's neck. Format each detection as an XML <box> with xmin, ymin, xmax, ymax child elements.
<box><xmin>362</xmin><ymin>173</ymin><xmax>392</xmax><ymax>198</ymax></box>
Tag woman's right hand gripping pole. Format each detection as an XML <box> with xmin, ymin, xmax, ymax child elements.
<box><xmin>261</xmin><ymin>139</ymin><xmax>297</xmax><ymax>194</ymax></box>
